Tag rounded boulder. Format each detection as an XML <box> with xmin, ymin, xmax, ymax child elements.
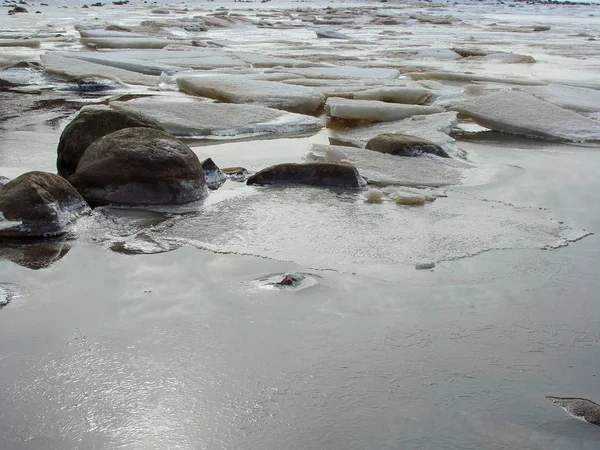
<box><xmin>57</xmin><ymin>108</ymin><xmax>165</xmax><ymax>178</ymax></box>
<box><xmin>70</xmin><ymin>127</ymin><xmax>207</xmax><ymax>206</ymax></box>
<box><xmin>0</xmin><ymin>171</ymin><xmax>90</xmax><ymax>238</ymax></box>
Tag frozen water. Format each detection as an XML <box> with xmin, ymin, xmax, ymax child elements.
<box><xmin>450</xmin><ymin>91</ymin><xmax>600</xmax><ymax>142</ymax></box>
<box><xmin>61</xmin><ymin>52</ymin><xmax>181</xmax><ymax>76</ymax></box>
<box><xmin>177</xmin><ymin>74</ymin><xmax>324</xmax><ymax>114</ymax></box>
<box><xmin>315</xmin><ymin>29</ymin><xmax>353</xmax><ymax>40</ymax></box>
<box><xmin>516</xmin><ymin>84</ymin><xmax>600</xmax><ymax>114</ymax></box>
<box><xmin>326</xmin><ymin>97</ymin><xmax>443</xmax><ymax>123</ymax></box>
<box><xmin>353</xmin><ymin>87</ymin><xmax>432</xmax><ymax>105</ymax></box>
<box><xmin>278</xmin><ymin>67</ymin><xmax>400</xmax><ymax>80</ymax></box>
<box><xmin>80</xmin><ymin>37</ymin><xmax>174</xmax><ymax>50</ymax></box>
<box><xmin>109</xmin><ymin>96</ymin><xmax>323</xmax><ymax>139</ymax></box>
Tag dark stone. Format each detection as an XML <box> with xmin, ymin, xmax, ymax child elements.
<box><xmin>247</xmin><ymin>162</ymin><xmax>363</xmax><ymax>189</ymax></box>
<box><xmin>533</xmin><ymin>26</ymin><xmax>551</xmax><ymax>31</ymax></box>
<box><xmin>547</xmin><ymin>397</ymin><xmax>600</xmax><ymax>425</ymax></box>
<box><xmin>70</xmin><ymin>127</ymin><xmax>207</xmax><ymax>206</ymax></box>
<box><xmin>201</xmin><ymin>158</ymin><xmax>226</xmax><ymax>190</ymax></box>
<box><xmin>365</xmin><ymin>133</ymin><xmax>450</xmax><ymax>158</ymax></box>
<box><xmin>9</xmin><ymin>5</ymin><xmax>27</xmax><ymax>12</ymax></box>
<box><xmin>0</xmin><ymin>171</ymin><xmax>89</xmax><ymax>238</ymax></box>
<box><xmin>57</xmin><ymin>108</ymin><xmax>165</xmax><ymax>178</ymax></box>
<box><xmin>90</xmin><ymin>2</ymin><xmax>103</xmax><ymax>6</ymax></box>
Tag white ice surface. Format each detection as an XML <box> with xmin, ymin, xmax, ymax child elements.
<box><xmin>326</xmin><ymin>97</ymin><xmax>444</xmax><ymax>123</ymax></box>
<box><xmin>516</xmin><ymin>84</ymin><xmax>600</xmax><ymax>114</ymax></box>
<box><xmin>353</xmin><ymin>87</ymin><xmax>432</xmax><ymax>104</ymax></box>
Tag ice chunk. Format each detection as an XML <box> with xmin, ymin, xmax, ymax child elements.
<box><xmin>91</xmin><ymin>49</ymin><xmax>247</xmax><ymax>70</ymax></box>
<box><xmin>109</xmin><ymin>96</ymin><xmax>323</xmax><ymax>138</ymax></box>
<box><xmin>353</xmin><ymin>87</ymin><xmax>432</xmax><ymax>104</ymax></box>
<box><xmin>394</xmin><ymin>192</ymin><xmax>427</xmax><ymax>206</ymax></box>
<box><xmin>516</xmin><ymin>84</ymin><xmax>600</xmax><ymax>113</ymax></box>
<box><xmin>329</xmin><ymin>112</ymin><xmax>461</xmax><ymax>157</ymax></box>
<box><xmin>326</xmin><ymin>97</ymin><xmax>443</xmax><ymax>123</ymax></box>
<box><xmin>80</xmin><ymin>37</ymin><xmax>173</xmax><ymax>49</ymax></box>
<box><xmin>364</xmin><ymin>188</ymin><xmax>383</xmax><ymax>203</ymax></box>
<box><xmin>315</xmin><ymin>29</ymin><xmax>353</xmax><ymax>39</ymax></box>
<box><xmin>41</xmin><ymin>53</ymin><xmax>159</xmax><ymax>86</ymax></box>
<box><xmin>62</xmin><ymin>51</ymin><xmax>180</xmax><ymax>76</ymax></box>
<box><xmin>278</xmin><ymin>66</ymin><xmax>399</xmax><ymax>80</ymax></box>
<box><xmin>78</xmin><ymin>29</ymin><xmax>148</xmax><ymax>38</ymax></box>
<box><xmin>484</xmin><ymin>53</ymin><xmax>535</xmax><ymax>64</ymax></box>
<box><xmin>416</xmin><ymin>48</ymin><xmax>462</xmax><ymax>60</ymax></box>
<box><xmin>177</xmin><ymin>74</ymin><xmax>324</xmax><ymax>114</ymax></box>
<box><xmin>407</xmin><ymin>71</ymin><xmax>543</xmax><ymax>86</ymax></box>
<box><xmin>450</xmin><ymin>91</ymin><xmax>600</xmax><ymax>142</ymax></box>
<box><xmin>0</xmin><ymin>39</ymin><xmax>41</xmax><ymax>48</ymax></box>
<box><xmin>308</xmin><ymin>144</ymin><xmax>471</xmax><ymax>187</ymax></box>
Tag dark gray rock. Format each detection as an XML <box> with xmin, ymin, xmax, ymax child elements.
<box><xmin>70</xmin><ymin>127</ymin><xmax>207</xmax><ymax>206</ymax></box>
<box><xmin>547</xmin><ymin>396</ymin><xmax>600</xmax><ymax>425</ymax></box>
<box><xmin>365</xmin><ymin>133</ymin><xmax>450</xmax><ymax>158</ymax></box>
<box><xmin>247</xmin><ymin>162</ymin><xmax>364</xmax><ymax>188</ymax></box>
<box><xmin>0</xmin><ymin>171</ymin><xmax>89</xmax><ymax>238</ymax></box>
<box><xmin>57</xmin><ymin>108</ymin><xmax>165</xmax><ymax>178</ymax></box>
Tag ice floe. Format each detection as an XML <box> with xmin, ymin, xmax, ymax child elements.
<box><xmin>515</xmin><ymin>84</ymin><xmax>600</xmax><ymax>114</ymax></box>
<box><xmin>353</xmin><ymin>87</ymin><xmax>432</xmax><ymax>104</ymax></box>
<box><xmin>177</xmin><ymin>74</ymin><xmax>324</xmax><ymax>114</ymax></box>
<box><xmin>450</xmin><ymin>91</ymin><xmax>600</xmax><ymax>142</ymax></box>
<box><xmin>109</xmin><ymin>96</ymin><xmax>323</xmax><ymax>139</ymax></box>
<box><xmin>277</xmin><ymin>66</ymin><xmax>399</xmax><ymax>80</ymax></box>
<box><xmin>326</xmin><ymin>97</ymin><xmax>444</xmax><ymax>123</ymax></box>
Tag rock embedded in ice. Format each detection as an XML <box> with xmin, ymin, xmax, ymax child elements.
<box><xmin>0</xmin><ymin>172</ymin><xmax>90</xmax><ymax>238</ymax></box>
<box><xmin>109</xmin><ymin>96</ymin><xmax>323</xmax><ymax>138</ymax></box>
<box><xmin>353</xmin><ymin>87</ymin><xmax>432</xmax><ymax>105</ymax></box>
<box><xmin>41</xmin><ymin>53</ymin><xmax>159</xmax><ymax>86</ymax></box>
<box><xmin>57</xmin><ymin>108</ymin><xmax>165</xmax><ymax>179</ymax></box>
<box><xmin>309</xmin><ymin>144</ymin><xmax>469</xmax><ymax>187</ymax></box>
<box><xmin>201</xmin><ymin>158</ymin><xmax>227</xmax><ymax>190</ymax></box>
<box><xmin>546</xmin><ymin>396</ymin><xmax>600</xmax><ymax>425</ymax></box>
<box><xmin>177</xmin><ymin>75</ymin><xmax>324</xmax><ymax>114</ymax></box>
<box><xmin>247</xmin><ymin>162</ymin><xmax>364</xmax><ymax>189</ymax></box>
<box><xmin>71</xmin><ymin>128</ymin><xmax>207</xmax><ymax>206</ymax></box>
<box><xmin>326</xmin><ymin>97</ymin><xmax>444</xmax><ymax>124</ymax></box>
<box><xmin>365</xmin><ymin>133</ymin><xmax>449</xmax><ymax>158</ymax></box>
<box><xmin>450</xmin><ymin>91</ymin><xmax>600</xmax><ymax>142</ymax></box>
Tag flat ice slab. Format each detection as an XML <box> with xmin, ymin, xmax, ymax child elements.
<box><xmin>109</xmin><ymin>96</ymin><xmax>323</xmax><ymax>139</ymax></box>
<box><xmin>450</xmin><ymin>91</ymin><xmax>600</xmax><ymax>142</ymax></box>
<box><xmin>177</xmin><ymin>74</ymin><xmax>324</xmax><ymax>114</ymax></box>
<box><xmin>326</xmin><ymin>97</ymin><xmax>443</xmax><ymax>123</ymax></box>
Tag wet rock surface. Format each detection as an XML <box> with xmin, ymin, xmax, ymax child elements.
<box><xmin>365</xmin><ymin>133</ymin><xmax>450</xmax><ymax>158</ymax></box>
<box><xmin>56</xmin><ymin>108</ymin><xmax>165</xmax><ymax>178</ymax></box>
<box><xmin>547</xmin><ymin>397</ymin><xmax>600</xmax><ymax>425</ymax></box>
<box><xmin>247</xmin><ymin>162</ymin><xmax>364</xmax><ymax>189</ymax></box>
<box><xmin>0</xmin><ymin>171</ymin><xmax>89</xmax><ymax>238</ymax></box>
<box><xmin>70</xmin><ymin>127</ymin><xmax>207</xmax><ymax>206</ymax></box>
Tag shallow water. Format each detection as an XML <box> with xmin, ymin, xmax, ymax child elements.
<box><xmin>2</xmin><ymin>0</ymin><xmax>600</xmax><ymax>448</ymax></box>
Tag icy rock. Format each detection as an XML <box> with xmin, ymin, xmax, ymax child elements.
<box><xmin>365</xmin><ymin>133</ymin><xmax>449</xmax><ymax>158</ymax></box>
<box><xmin>326</xmin><ymin>97</ymin><xmax>444</xmax><ymax>123</ymax></box>
<box><xmin>109</xmin><ymin>96</ymin><xmax>323</xmax><ymax>138</ymax></box>
<box><xmin>329</xmin><ymin>112</ymin><xmax>460</xmax><ymax>156</ymax></box>
<box><xmin>201</xmin><ymin>158</ymin><xmax>227</xmax><ymax>190</ymax></box>
<box><xmin>415</xmin><ymin>262</ymin><xmax>435</xmax><ymax>270</ymax></box>
<box><xmin>516</xmin><ymin>84</ymin><xmax>600</xmax><ymax>113</ymax></box>
<box><xmin>41</xmin><ymin>53</ymin><xmax>159</xmax><ymax>86</ymax></box>
<box><xmin>353</xmin><ymin>87</ymin><xmax>432</xmax><ymax>105</ymax></box>
<box><xmin>70</xmin><ymin>128</ymin><xmax>207</xmax><ymax>206</ymax></box>
<box><xmin>315</xmin><ymin>29</ymin><xmax>352</xmax><ymax>39</ymax></box>
<box><xmin>0</xmin><ymin>172</ymin><xmax>89</xmax><ymax>238</ymax></box>
<box><xmin>177</xmin><ymin>75</ymin><xmax>324</xmax><ymax>114</ymax></box>
<box><xmin>151</xmin><ymin>7</ymin><xmax>170</xmax><ymax>14</ymax></box>
<box><xmin>546</xmin><ymin>397</ymin><xmax>600</xmax><ymax>426</ymax></box>
<box><xmin>395</xmin><ymin>192</ymin><xmax>426</xmax><ymax>206</ymax></box>
<box><xmin>364</xmin><ymin>188</ymin><xmax>383</xmax><ymax>204</ymax></box>
<box><xmin>450</xmin><ymin>91</ymin><xmax>600</xmax><ymax>142</ymax></box>
<box><xmin>308</xmin><ymin>144</ymin><xmax>470</xmax><ymax>188</ymax></box>
<box><xmin>255</xmin><ymin>272</ymin><xmax>319</xmax><ymax>291</ymax></box>
<box><xmin>57</xmin><ymin>108</ymin><xmax>165</xmax><ymax>178</ymax></box>
<box><xmin>247</xmin><ymin>162</ymin><xmax>364</xmax><ymax>189</ymax></box>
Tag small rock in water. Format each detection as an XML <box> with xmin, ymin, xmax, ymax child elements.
<box><xmin>366</xmin><ymin>133</ymin><xmax>449</xmax><ymax>158</ymax></box>
<box><xmin>415</xmin><ymin>262</ymin><xmax>435</xmax><ymax>270</ymax></box>
<box><xmin>247</xmin><ymin>162</ymin><xmax>365</xmax><ymax>189</ymax></box>
<box><xmin>201</xmin><ymin>158</ymin><xmax>227</xmax><ymax>190</ymax></box>
<box><xmin>256</xmin><ymin>272</ymin><xmax>320</xmax><ymax>291</ymax></box>
<box><xmin>547</xmin><ymin>396</ymin><xmax>600</xmax><ymax>425</ymax></box>
<box><xmin>364</xmin><ymin>188</ymin><xmax>383</xmax><ymax>204</ymax></box>
<box><xmin>222</xmin><ymin>167</ymin><xmax>250</xmax><ymax>182</ymax></box>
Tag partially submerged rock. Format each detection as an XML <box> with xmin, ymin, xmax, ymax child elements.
<box><xmin>201</xmin><ymin>158</ymin><xmax>227</xmax><ymax>190</ymax></box>
<box><xmin>547</xmin><ymin>396</ymin><xmax>600</xmax><ymax>425</ymax></box>
<box><xmin>70</xmin><ymin>128</ymin><xmax>207</xmax><ymax>206</ymax></box>
<box><xmin>365</xmin><ymin>133</ymin><xmax>450</xmax><ymax>158</ymax></box>
<box><xmin>395</xmin><ymin>192</ymin><xmax>426</xmax><ymax>206</ymax></box>
<box><xmin>450</xmin><ymin>91</ymin><xmax>600</xmax><ymax>142</ymax></box>
<box><xmin>57</xmin><ymin>107</ymin><xmax>165</xmax><ymax>178</ymax></box>
<box><xmin>255</xmin><ymin>272</ymin><xmax>319</xmax><ymax>291</ymax></box>
<box><xmin>247</xmin><ymin>162</ymin><xmax>364</xmax><ymax>189</ymax></box>
<box><xmin>0</xmin><ymin>172</ymin><xmax>89</xmax><ymax>238</ymax></box>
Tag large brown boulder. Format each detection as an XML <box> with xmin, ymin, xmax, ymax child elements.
<box><xmin>70</xmin><ymin>127</ymin><xmax>207</xmax><ymax>206</ymax></box>
<box><xmin>0</xmin><ymin>171</ymin><xmax>90</xmax><ymax>238</ymax></box>
<box><xmin>365</xmin><ymin>133</ymin><xmax>450</xmax><ymax>158</ymax></box>
<box><xmin>57</xmin><ymin>108</ymin><xmax>165</xmax><ymax>178</ymax></box>
<box><xmin>247</xmin><ymin>162</ymin><xmax>364</xmax><ymax>189</ymax></box>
